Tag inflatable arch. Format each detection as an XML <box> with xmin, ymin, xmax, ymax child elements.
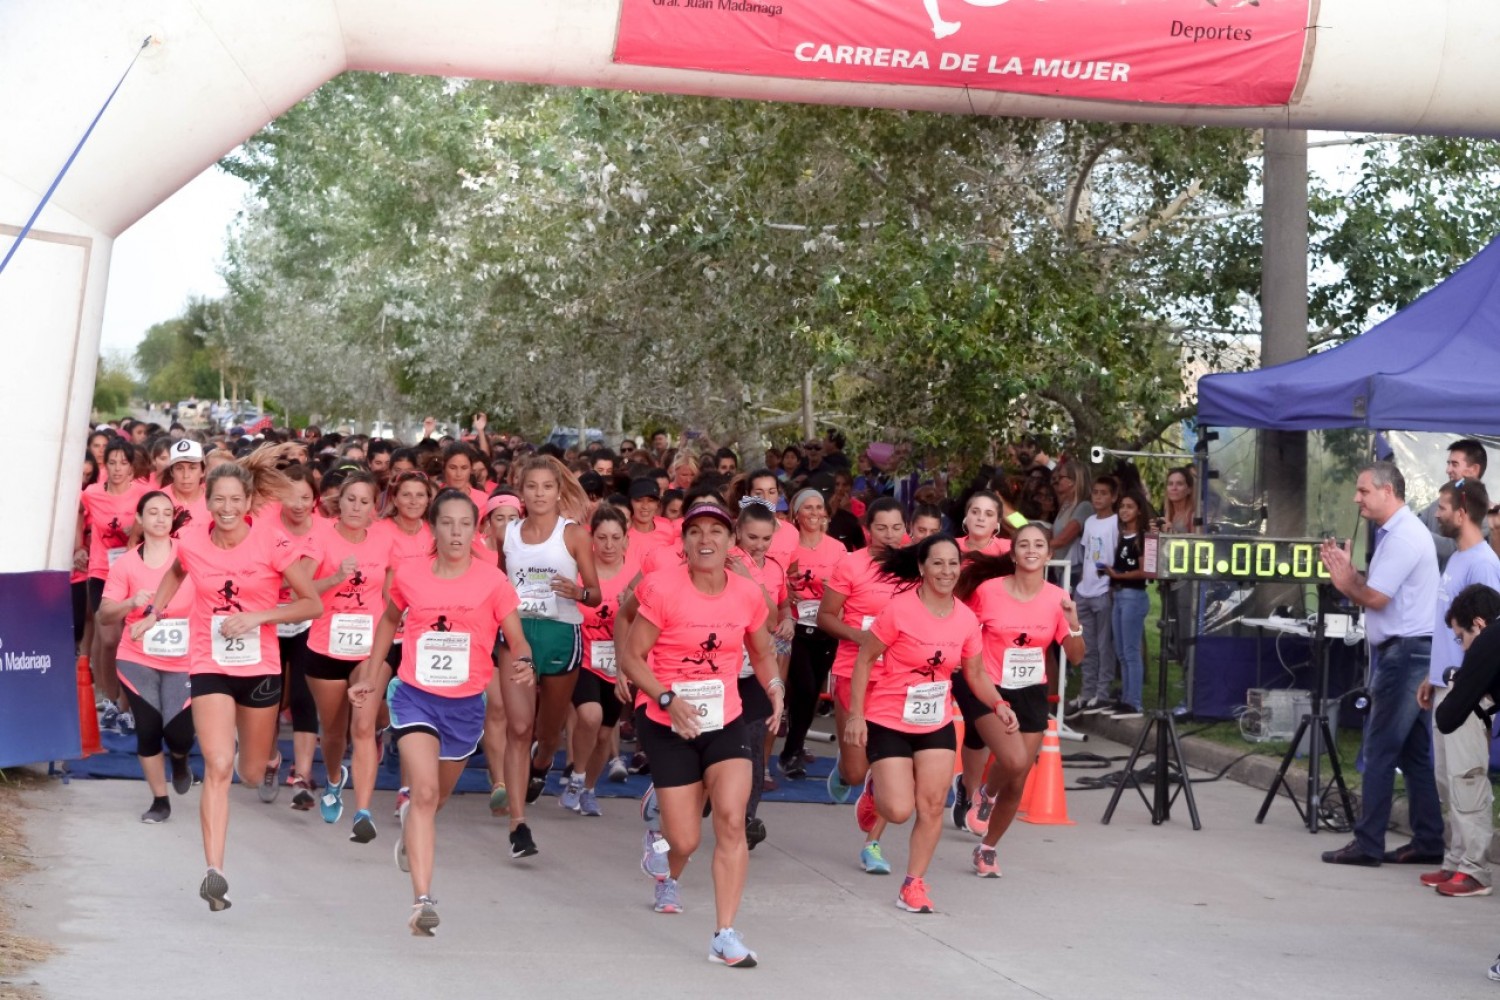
<box><xmin>5</xmin><ymin>0</ymin><xmax>1500</xmax><ymax>574</ymax></box>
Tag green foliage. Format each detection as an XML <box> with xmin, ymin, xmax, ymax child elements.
<box><xmin>134</xmin><ymin>296</ymin><xmax>222</xmax><ymax>402</ymax></box>
<box><xmin>91</xmin><ymin>352</ymin><xmax>136</xmax><ymax>417</ymax></box>
<box><xmin>216</xmin><ymin>75</ymin><xmax>1500</xmax><ymax>468</ymax></box>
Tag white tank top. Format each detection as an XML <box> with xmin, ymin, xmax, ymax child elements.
<box><xmin>503</xmin><ymin>516</ymin><xmax>582</xmax><ymax>625</ymax></box>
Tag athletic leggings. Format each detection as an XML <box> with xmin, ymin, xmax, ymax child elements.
<box><xmin>781</xmin><ymin>625</ymin><xmax>837</xmax><ymax>767</ymax></box>
<box><xmin>278</xmin><ymin>631</ymin><xmax>318</xmax><ymax>734</ymax></box>
<box><xmin>71</xmin><ymin>580</ymin><xmax>87</xmax><ymax>647</ymax></box>
<box><xmin>117</xmin><ymin>659</ymin><xmax>194</xmax><ymax>759</ymax></box>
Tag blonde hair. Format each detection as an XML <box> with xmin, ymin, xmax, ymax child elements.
<box><xmin>206</xmin><ymin>446</ymin><xmax>291</xmax><ymax>513</ymax></box>
<box><xmin>518</xmin><ymin>455</ymin><xmax>588</xmax><ymax>523</ymax></box>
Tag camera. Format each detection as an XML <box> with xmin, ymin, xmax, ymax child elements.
<box><xmin>1090</xmin><ymin>445</ymin><xmax>1105</xmax><ymax>465</ymax></box>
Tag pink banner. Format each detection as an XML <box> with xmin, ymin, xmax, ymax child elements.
<box><xmin>615</xmin><ymin>0</ymin><xmax>1312</xmax><ymax>108</ymax></box>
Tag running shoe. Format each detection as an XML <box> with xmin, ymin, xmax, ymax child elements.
<box><xmin>526</xmin><ymin>765</ymin><xmax>547</xmax><ymax>805</ymax></box>
<box><xmin>258</xmin><ymin>752</ymin><xmax>282</xmax><ymax>804</ymax></box>
<box><xmin>1436</xmin><ymin>873</ymin><xmax>1493</xmax><ymax>897</ymax></box>
<box><xmin>199</xmin><ymin>868</ymin><xmax>231</xmax><ymax>912</ymax></box>
<box><xmin>509</xmin><ymin>822</ymin><xmax>539</xmax><ymax>859</ymax></box>
<box><xmin>395</xmin><ymin>786</ymin><xmax>410</xmax><ymax>820</ymax></box>
<box><xmin>394</xmin><ymin>800</ymin><xmax>410</xmax><ymax>873</ymax></box>
<box><xmin>1489</xmin><ymin>955</ymin><xmax>1500</xmax><ymax>982</ymax></box>
<box><xmin>1107</xmin><ymin>701</ymin><xmax>1143</xmax><ymax>720</ymax></box>
<box><xmin>289</xmin><ymin>774</ymin><xmax>316</xmax><ymax>812</ymax></box>
<box><xmin>99</xmin><ymin>702</ymin><xmax>120</xmax><ymax>733</ymax></box>
<box><xmin>708</xmin><ymin>927</ymin><xmax>758</xmax><ymax>968</ymax></box>
<box><xmin>1420</xmin><ymin>869</ymin><xmax>1457</xmax><ymax>887</ymax></box>
<box><xmin>577</xmin><ymin>789</ymin><xmax>602</xmax><ymax>817</ymax></box>
<box><xmin>972</xmin><ymin>845</ymin><xmax>1001</xmax><ymax>879</ymax></box>
<box><xmin>653</xmin><ymin>876</ymin><xmax>683</xmax><ymax>914</ymax></box>
<box><xmin>408</xmin><ymin>896</ymin><xmax>440</xmax><ymax>937</ymax></box>
<box><xmin>560</xmin><ymin>778</ymin><xmax>583</xmax><ymax>812</ymax></box>
<box><xmin>745</xmin><ymin>817</ymin><xmax>767</xmax><ymax>851</ymax></box>
<box><xmin>170</xmin><ymin>754</ymin><xmax>194</xmax><ymax>795</ymax></box>
<box><xmin>487</xmin><ymin>782</ymin><xmax>508</xmax><ymax>816</ymax></box>
<box><xmin>319</xmin><ymin>764</ymin><xmax>348</xmax><ymax>824</ymax></box>
<box><xmin>950</xmin><ymin>775</ymin><xmax>970</xmax><ymax>831</ymax></box>
<box><xmin>629</xmin><ymin>751</ymin><xmax>651</xmax><ymax>775</ymax></box>
<box><xmin>826</xmin><ymin>756</ymin><xmax>853</xmax><ymax>804</ymax></box>
<box><xmin>780</xmin><ymin>756</ymin><xmax>807</xmax><ymax>780</ymax></box>
<box><xmin>856</xmin><ymin>776</ymin><xmax>878</xmax><ymax>834</ymax></box>
<box><xmin>140</xmin><ymin>797</ymin><xmax>170</xmax><ymax>824</ymax></box>
<box><xmin>116</xmin><ymin>710</ymin><xmax>136</xmax><ymax>737</ymax></box>
<box><xmin>762</xmin><ymin>774</ymin><xmax>777</xmax><ymax>793</ymax></box>
<box><xmin>896</xmin><ymin>876</ymin><xmax>935</xmax><ymax>914</ymax></box>
<box><xmin>642</xmin><ymin>829</ymin><xmax>670</xmax><ymax>879</ymax></box>
<box><xmin>350</xmin><ymin>809</ymin><xmax>377</xmax><ymax>844</ymax></box>
<box><xmin>965</xmin><ymin>790</ymin><xmax>995</xmax><ymax>838</ymax></box>
<box><xmin>1080</xmin><ymin>699</ymin><xmax>1109</xmax><ymax>715</ymax></box>
<box><xmin>607</xmin><ymin>756</ymin><xmax>630</xmax><ymax>783</ymax></box>
<box><xmin>640</xmin><ymin>784</ymin><xmax>660</xmax><ymax>825</ymax></box>
<box><xmin>860</xmin><ymin>841</ymin><xmax>891</xmax><ymax>875</ymax></box>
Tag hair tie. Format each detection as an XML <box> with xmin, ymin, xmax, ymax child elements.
<box><xmin>738</xmin><ymin>495</ymin><xmax>774</xmax><ymax>511</ymax></box>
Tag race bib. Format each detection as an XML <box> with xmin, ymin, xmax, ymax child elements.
<box><xmin>591</xmin><ymin>639</ymin><xmax>618</xmax><ymax>679</ymax></box>
<box><xmin>860</xmin><ymin>615</ymin><xmax>876</xmax><ymax>631</ymax></box>
<box><xmin>518</xmin><ymin>583</ymin><xmax>558</xmax><ymax>619</ymax></box>
<box><xmin>797</xmin><ymin>599</ymin><xmax>821</xmax><ymax>625</ymax></box>
<box><xmin>1001</xmin><ymin>647</ymin><xmax>1046</xmax><ymax>689</ymax></box>
<box><xmin>143</xmin><ymin>618</ymin><xmax>188</xmax><ymax>658</ymax></box>
<box><xmin>902</xmin><ymin>680</ymin><xmax>949</xmax><ymax>728</ymax></box>
<box><xmin>329</xmin><ymin>613</ymin><xmax>374</xmax><ymax>657</ymax></box>
<box><xmin>211</xmin><ymin>616</ymin><xmax>261</xmax><ymax>667</ymax></box>
<box><xmin>672</xmin><ymin>678</ymin><xmax>725</xmax><ymax>733</ymax></box>
<box><xmin>415</xmin><ymin>631</ymin><xmax>471</xmax><ymax>688</ymax></box>
<box><xmin>740</xmin><ymin>650</ymin><xmax>754</xmax><ymax>680</ymax></box>
<box><xmin>107</xmin><ymin>547</ymin><xmax>126</xmax><ymax>567</ymax></box>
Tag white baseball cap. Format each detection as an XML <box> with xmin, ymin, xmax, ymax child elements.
<box><xmin>167</xmin><ymin>439</ymin><xmax>204</xmax><ymax>466</ymax></box>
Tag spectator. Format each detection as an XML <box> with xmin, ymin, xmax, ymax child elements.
<box><xmin>1320</xmin><ymin>461</ymin><xmax>1442</xmax><ymax>868</ymax></box>
<box><xmin>1418</xmin><ymin>438</ymin><xmax>1486</xmax><ymax>570</ymax></box>
<box><xmin>1068</xmin><ymin>475</ymin><xmax>1118</xmax><ymax>716</ymax></box>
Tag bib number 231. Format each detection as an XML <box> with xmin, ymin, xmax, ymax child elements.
<box><xmin>902</xmin><ymin>680</ymin><xmax>949</xmax><ymax>728</ymax></box>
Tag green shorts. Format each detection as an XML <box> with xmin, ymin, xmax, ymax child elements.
<box><xmin>520</xmin><ymin>618</ymin><xmax>583</xmax><ymax>677</ymax></box>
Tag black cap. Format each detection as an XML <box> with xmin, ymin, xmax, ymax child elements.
<box><xmin>629</xmin><ymin>478</ymin><xmax>661</xmax><ymax>500</ymax></box>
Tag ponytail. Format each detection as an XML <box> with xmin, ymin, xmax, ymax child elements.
<box><xmin>875</xmin><ymin>533</ymin><xmax>962</xmax><ymax>591</ymax></box>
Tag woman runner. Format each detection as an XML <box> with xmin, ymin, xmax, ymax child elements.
<box><xmin>304</xmin><ymin>471</ymin><xmax>394</xmax><ymax>840</ymax></box>
<box><xmin>272</xmin><ymin>463</ymin><xmax>322</xmax><ymax>809</ymax></box>
<box><xmin>953</xmin><ymin>523</ymin><xmax>1085</xmax><ymax>874</ymax></box>
<box><xmin>499</xmin><ymin>456</ymin><xmax>600</xmax><ymax>858</ymax></box>
<box><xmin>479</xmin><ymin>490</ymin><xmax>524</xmax><ymax>814</ymax></box>
<box><xmin>957</xmin><ymin>489</ymin><xmax>1010</xmax><ymax>557</ymax></box>
<box><xmin>619</xmin><ymin>500</ymin><xmax>784</xmax><ymax>968</ymax></box>
<box><xmin>161</xmin><ymin>438</ymin><xmax>209</xmax><ymax>534</ymax></box>
<box><xmin>562</xmin><ymin>505</ymin><xmax>635</xmax><ymax>815</ymax></box>
<box><xmin>843</xmin><ymin>534</ymin><xmax>1013</xmax><ymax>914</ymax></box>
<box><xmin>820</xmin><ymin>497</ymin><xmax>907</xmax><ymax>874</ymax></box>
<box><xmin>731</xmin><ymin>500</ymin><xmax>792</xmax><ymax>847</ymax></box>
<box><xmin>98</xmin><ymin>491</ymin><xmax>197</xmax><ymax>823</ymax></box>
<box><xmin>348</xmin><ymin>489</ymin><xmax>534</xmax><ymax>936</ymax></box>
<box><xmin>779</xmin><ymin>488</ymin><xmax>846</xmax><ymax>779</ymax></box>
<box><xmin>129</xmin><ymin>451</ymin><xmax>321</xmax><ymax>912</ymax></box>
<box><xmin>78</xmin><ymin>438</ymin><xmax>151</xmax><ymax>733</ymax></box>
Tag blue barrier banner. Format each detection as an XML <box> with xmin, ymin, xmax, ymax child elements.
<box><xmin>0</xmin><ymin>570</ymin><xmax>79</xmax><ymax>767</ymax></box>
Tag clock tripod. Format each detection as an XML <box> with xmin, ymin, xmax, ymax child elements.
<box><xmin>1254</xmin><ymin>584</ymin><xmax>1356</xmax><ymax>832</ymax></box>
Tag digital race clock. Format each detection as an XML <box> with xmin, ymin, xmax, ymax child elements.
<box><xmin>1153</xmin><ymin>535</ymin><xmax>1333</xmax><ymax>584</ymax></box>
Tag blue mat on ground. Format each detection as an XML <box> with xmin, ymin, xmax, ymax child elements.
<box><xmin>63</xmin><ymin>729</ymin><xmax>843</xmax><ymax>805</ymax></box>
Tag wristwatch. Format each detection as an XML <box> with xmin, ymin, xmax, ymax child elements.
<box><xmin>657</xmin><ymin>690</ymin><xmax>677</xmax><ymax>709</ymax></box>
<box><xmin>1067</xmin><ymin>624</ymin><xmax>1084</xmax><ymax>637</ymax></box>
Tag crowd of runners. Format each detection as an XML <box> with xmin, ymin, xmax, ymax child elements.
<box><xmin>74</xmin><ymin>415</ymin><xmax>1169</xmax><ymax>966</ymax></box>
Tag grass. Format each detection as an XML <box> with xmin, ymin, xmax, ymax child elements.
<box><xmin>0</xmin><ymin>770</ymin><xmax>54</xmax><ymax>999</ymax></box>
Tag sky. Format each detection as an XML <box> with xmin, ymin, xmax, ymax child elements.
<box><xmin>98</xmin><ymin>164</ymin><xmax>249</xmax><ymax>362</ymax></box>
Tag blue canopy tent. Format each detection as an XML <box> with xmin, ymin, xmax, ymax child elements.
<box><xmin>1198</xmin><ymin>236</ymin><xmax>1500</xmax><ymax>432</ymax></box>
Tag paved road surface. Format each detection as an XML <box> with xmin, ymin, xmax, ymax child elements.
<box><xmin>12</xmin><ymin>738</ymin><xmax>1500</xmax><ymax>999</ymax></box>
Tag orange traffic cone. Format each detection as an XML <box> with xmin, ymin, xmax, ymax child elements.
<box><xmin>1019</xmin><ymin>719</ymin><xmax>1074</xmax><ymax>826</ymax></box>
<box><xmin>77</xmin><ymin>655</ymin><xmax>103</xmax><ymax>757</ymax></box>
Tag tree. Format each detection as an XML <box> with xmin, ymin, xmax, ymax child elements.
<box><xmin>134</xmin><ymin>296</ymin><xmax>222</xmax><ymax>402</ymax></box>
<box><xmin>92</xmin><ymin>351</ymin><xmax>137</xmax><ymax>418</ymax></box>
